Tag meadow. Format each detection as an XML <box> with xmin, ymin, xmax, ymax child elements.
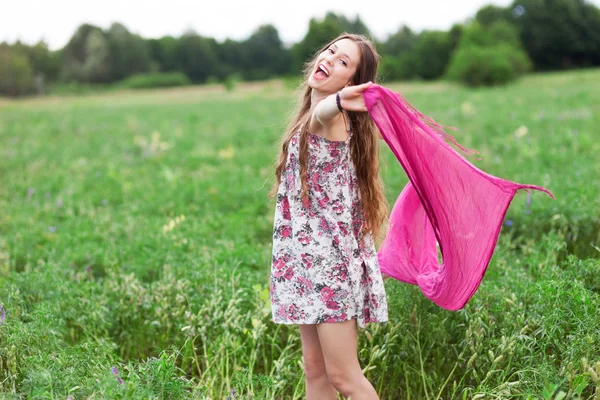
<box><xmin>0</xmin><ymin>69</ymin><xmax>599</xmax><ymax>399</ymax></box>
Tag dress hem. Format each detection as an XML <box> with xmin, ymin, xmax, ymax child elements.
<box><xmin>271</xmin><ymin>315</ymin><xmax>389</xmax><ymax>328</ymax></box>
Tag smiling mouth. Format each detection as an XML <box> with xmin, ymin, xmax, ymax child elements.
<box><xmin>314</xmin><ymin>63</ymin><xmax>329</xmax><ymax>80</ymax></box>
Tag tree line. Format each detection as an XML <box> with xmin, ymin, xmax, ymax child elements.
<box><xmin>1</xmin><ymin>0</ymin><xmax>600</xmax><ymax>96</ymax></box>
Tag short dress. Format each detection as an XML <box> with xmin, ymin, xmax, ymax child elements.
<box><xmin>270</xmin><ymin>127</ymin><xmax>389</xmax><ymax>329</ymax></box>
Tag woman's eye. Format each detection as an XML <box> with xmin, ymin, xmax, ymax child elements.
<box><xmin>341</xmin><ymin>60</ymin><xmax>347</xmax><ymax>66</ymax></box>
<box><xmin>328</xmin><ymin>48</ymin><xmax>334</xmax><ymax>53</ymax></box>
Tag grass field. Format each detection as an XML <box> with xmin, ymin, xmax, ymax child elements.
<box><xmin>1</xmin><ymin>69</ymin><xmax>599</xmax><ymax>399</ymax></box>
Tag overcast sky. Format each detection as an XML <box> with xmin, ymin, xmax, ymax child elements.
<box><xmin>2</xmin><ymin>0</ymin><xmax>600</xmax><ymax>50</ymax></box>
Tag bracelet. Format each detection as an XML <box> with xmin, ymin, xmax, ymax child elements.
<box><xmin>336</xmin><ymin>92</ymin><xmax>343</xmax><ymax>113</ymax></box>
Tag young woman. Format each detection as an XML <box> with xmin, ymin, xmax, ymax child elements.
<box><xmin>268</xmin><ymin>33</ymin><xmax>388</xmax><ymax>400</ymax></box>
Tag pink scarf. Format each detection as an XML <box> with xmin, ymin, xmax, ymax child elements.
<box><xmin>363</xmin><ymin>84</ymin><xmax>555</xmax><ymax>310</ymax></box>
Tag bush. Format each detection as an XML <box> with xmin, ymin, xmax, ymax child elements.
<box><xmin>447</xmin><ymin>44</ymin><xmax>531</xmax><ymax>86</ymax></box>
<box><xmin>224</xmin><ymin>73</ymin><xmax>242</xmax><ymax>92</ymax></box>
<box><xmin>446</xmin><ymin>22</ymin><xmax>532</xmax><ymax>87</ymax></box>
<box><xmin>116</xmin><ymin>72</ymin><xmax>191</xmax><ymax>89</ymax></box>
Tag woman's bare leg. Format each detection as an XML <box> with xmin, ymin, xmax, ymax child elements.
<box><xmin>299</xmin><ymin>324</ymin><xmax>338</xmax><ymax>400</ymax></box>
<box><xmin>316</xmin><ymin>318</ymin><xmax>379</xmax><ymax>400</ymax></box>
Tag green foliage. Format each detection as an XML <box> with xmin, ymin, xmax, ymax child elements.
<box><xmin>59</xmin><ymin>24</ymin><xmax>112</xmax><ymax>83</ymax></box>
<box><xmin>446</xmin><ymin>22</ymin><xmax>532</xmax><ymax>86</ymax></box>
<box><xmin>105</xmin><ymin>23</ymin><xmax>152</xmax><ymax>82</ymax></box>
<box><xmin>0</xmin><ymin>44</ymin><xmax>36</xmax><ymax>96</ymax></box>
<box><xmin>4</xmin><ymin>5</ymin><xmax>600</xmax><ymax>92</ymax></box>
<box><xmin>177</xmin><ymin>32</ymin><xmax>219</xmax><ymax>84</ymax></box>
<box><xmin>475</xmin><ymin>4</ymin><xmax>512</xmax><ymax>26</ymax></box>
<box><xmin>148</xmin><ymin>35</ymin><xmax>181</xmax><ymax>72</ymax></box>
<box><xmin>379</xmin><ymin>28</ymin><xmax>459</xmax><ymax>82</ymax></box>
<box><xmin>290</xmin><ymin>12</ymin><xmax>373</xmax><ymax>75</ymax></box>
<box><xmin>241</xmin><ymin>25</ymin><xmax>291</xmax><ymax>81</ymax></box>
<box><xmin>223</xmin><ymin>74</ymin><xmax>241</xmax><ymax>92</ymax></box>
<box><xmin>490</xmin><ymin>0</ymin><xmax>600</xmax><ymax>70</ymax></box>
<box><xmin>0</xmin><ymin>53</ymin><xmax>599</xmax><ymax>399</ymax></box>
<box><xmin>116</xmin><ymin>72</ymin><xmax>191</xmax><ymax>89</ymax></box>
<box><xmin>381</xmin><ymin>25</ymin><xmax>417</xmax><ymax>56</ymax></box>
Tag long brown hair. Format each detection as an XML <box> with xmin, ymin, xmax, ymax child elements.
<box><xmin>268</xmin><ymin>33</ymin><xmax>389</xmax><ymax>243</ymax></box>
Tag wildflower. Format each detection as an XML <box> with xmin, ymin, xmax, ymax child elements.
<box><xmin>27</xmin><ymin>187</ymin><xmax>35</xmax><ymax>197</ymax></box>
<box><xmin>111</xmin><ymin>366</ymin><xmax>124</xmax><ymax>385</ymax></box>
<box><xmin>49</xmin><ymin>226</ymin><xmax>57</xmax><ymax>233</ymax></box>
<box><xmin>101</xmin><ymin>199</ymin><xmax>108</xmax><ymax>206</ymax></box>
<box><xmin>227</xmin><ymin>387</ymin><xmax>236</xmax><ymax>399</ymax></box>
<box><xmin>504</xmin><ymin>220</ymin><xmax>513</xmax><ymax>227</ymax></box>
<box><xmin>0</xmin><ymin>305</ymin><xmax>5</xmax><ymax>325</ymax></box>
<box><xmin>514</xmin><ymin>125</ymin><xmax>528</xmax><ymax>139</ymax></box>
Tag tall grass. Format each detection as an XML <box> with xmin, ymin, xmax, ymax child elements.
<box><xmin>1</xmin><ymin>69</ymin><xmax>599</xmax><ymax>399</ymax></box>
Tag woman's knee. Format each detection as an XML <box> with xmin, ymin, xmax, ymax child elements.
<box><xmin>326</xmin><ymin>368</ymin><xmax>361</xmax><ymax>395</ymax></box>
<box><xmin>303</xmin><ymin>354</ymin><xmax>328</xmax><ymax>380</ymax></box>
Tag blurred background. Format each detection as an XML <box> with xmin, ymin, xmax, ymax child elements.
<box><xmin>2</xmin><ymin>0</ymin><xmax>600</xmax><ymax>96</ymax></box>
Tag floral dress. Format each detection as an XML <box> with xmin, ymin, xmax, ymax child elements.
<box><xmin>270</xmin><ymin>127</ymin><xmax>388</xmax><ymax>329</ymax></box>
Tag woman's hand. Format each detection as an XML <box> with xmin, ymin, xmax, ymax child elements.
<box><xmin>339</xmin><ymin>81</ymin><xmax>373</xmax><ymax>112</ymax></box>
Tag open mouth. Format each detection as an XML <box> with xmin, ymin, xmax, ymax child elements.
<box><xmin>314</xmin><ymin>63</ymin><xmax>329</xmax><ymax>80</ymax></box>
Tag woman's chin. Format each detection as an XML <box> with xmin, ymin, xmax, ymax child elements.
<box><xmin>307</xmin><ymin>79</ymin><xmax>337</xmax><ymax>93</ymax></box>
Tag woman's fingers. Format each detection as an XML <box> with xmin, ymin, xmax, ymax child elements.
<box><xmin>355</xmin><ymin>81</ymin><xmax>373</xmax><ymax>92</ymax></box>
<box><xmin>340</xmin><ymin>82</ymin><xmax>373</xmax><ymax>99</ymax></box>
<box><xmin>338</xmin><ymin>82</ymin><xmax>373</xmax><ymax>112</ymax></box>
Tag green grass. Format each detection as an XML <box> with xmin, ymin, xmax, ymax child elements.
<box><xmin>0</xmin><ymin>69</ymin><xmax>599</xmax><ymax>399</ymax></box>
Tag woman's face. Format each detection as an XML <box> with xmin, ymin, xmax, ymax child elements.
<box><xmin>307</xmin><ymin>38</ymin><xmax>361</xmax><ymax>93</ymax></box>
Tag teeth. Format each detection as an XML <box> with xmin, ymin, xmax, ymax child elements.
<box><xmin>318</xmin><ymin>64</ymin><xmax>329</xmax><ymax>76</ymax></box>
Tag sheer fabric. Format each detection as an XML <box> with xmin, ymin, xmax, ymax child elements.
<box><xmin>363</xmin><ymin>84</ymin><xmax>555</xmax><ymax>310</ymax></box>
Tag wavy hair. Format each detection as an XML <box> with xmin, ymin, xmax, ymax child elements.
<box><xmin>268</xmin><ymin>33</ymin><xmax>389</xmax><ymax>242</ymax></box>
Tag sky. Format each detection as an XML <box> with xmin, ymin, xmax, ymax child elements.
<box><xmin>2</xmin><ymin>0</ymin><xmax>600</xmax><ymax>50</ymax></box>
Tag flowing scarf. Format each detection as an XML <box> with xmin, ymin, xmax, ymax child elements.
<box><xmin>363</xmin><ymin>84</ymin><xmax>555</xmax><ymax>311</ymax></box>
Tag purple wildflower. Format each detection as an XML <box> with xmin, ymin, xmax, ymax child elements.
<box><xmin>227</xmin><ymin>387</ymin><xmax>236</xmax><ymax>399</ymax></box>
<box><xmin>56</xmin><ymin>198</ymin><xmax>63</xmax><ymax>208</ymax></box>
<box><xmin>0</xmin><ymin>305</ymin><xmax>5</xmax><ymax>325</ymax></box>
<box><xmin>101</xmin><ymin>199</ymin><xmax>108</xmax><ymax>206</ymax></box>
<box><xmin>27</xmin><ymin>187</ymin><xmax>35</xmax><ymax>197</ymax></box>
<box><xmin>49</xmin><ymin>226</ymin><xmax>56</xmax><ymax>233</ymax></box>
<box><xmin>504</xmin><ymin>220</ymin><xmax>513</xmax><ymax>227</ymax></box>
<box><xmin>86</xmin><ymin>265</ymin><xmax>91</xmax><ymax>273</ymax></box>
<box><xmin>111</xmin><ymin>366</ymin><xmax>124</xmax><ymax>385</ymax></box>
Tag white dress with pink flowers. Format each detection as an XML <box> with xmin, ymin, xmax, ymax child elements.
<box><xmin>270</xmin><ymin>128</ymin><xmax>388</xmax><ymax>329</ymax></box>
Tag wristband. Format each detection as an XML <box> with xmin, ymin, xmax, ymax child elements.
<box><xmin>336</xmin><ymin>92</ymin><xmax>343</xmax><ymax>113</ymax></box>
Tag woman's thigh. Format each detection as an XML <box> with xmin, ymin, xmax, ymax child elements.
<box><xmin>315</xmin><ymin>318</ymin><xmax>362</xmax><ymax>384</ymax></box>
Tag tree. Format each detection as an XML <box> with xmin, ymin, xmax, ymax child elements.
<box><xmin>81</xmin><ymin>29</ymin><xmax>111</xmax><ymax>83</ymax></box>
<box><xmin>291</xmin><ymin>12</ymin><xmax>372</xmax><ymax>74</ymax></box>
<box><xmin>215</xmin><ymin>38</ymin><xmax>244</xmax><ymax>79</ymax></box>
<box><xmin>177</xmin><ymin>31</ymin><xmax>219</xmax><ymax>83</ymax></box>
<box><xmin>475</xmin><ymin>4</ymin><xmax>511</xmax><ymax>26</ymax></box>
<box><xmin>382</xmin><ymin>25</ymin><xmax>417</xmax><ymax>56</ymax></box>
<box><xmin>60</xmin><ymin>24</ymin><xmax>108</xmax><ymax>82</ymax></box>
<box><xmin>510</xmin><ymin>0</ymin><xmax>600</xmax><ymax>69</ymax></box>
<box><xmin>105</xmin><ymin>22</ymin><xmax>151</xmax><ymax>81</ymax></box>
<box><xmin>148</xmin><ymin>36</ymin><xmax>181</xmax><ymax>72</ymax></box>
<box><xmin>0</xmin><ymin>44</ymin><xmax>36</xmax><ymax>96</ymax></box>
<box><xmin>411</xmin><ymin>30</ymin><xmax>454</xmax><ymax>80</ymax></box>
<box><xmin>241</xmin><ymin>24</ymin><xmax>291</xmax><ymax>80</ymax></box>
